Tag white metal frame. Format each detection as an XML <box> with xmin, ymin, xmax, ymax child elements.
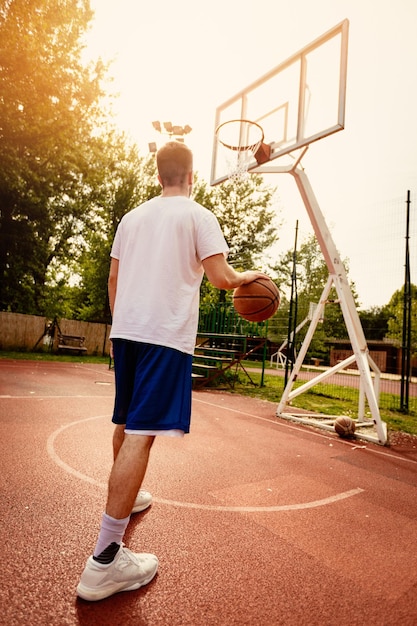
<box><xmin>253</xmin><ymin>158</ymin><xmax>387</xmax><ymax>444</ymax></box>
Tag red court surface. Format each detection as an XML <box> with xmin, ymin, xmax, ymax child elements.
<box><xmin>1</xmin><ymin>358</ymin><xmax>417</xmax><ymax>626</ymax></box>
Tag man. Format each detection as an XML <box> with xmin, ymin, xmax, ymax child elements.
<box><xmin>76</xmin><ymin>141</ymin><xmax>266</xmax><ymax>601</ymax></box>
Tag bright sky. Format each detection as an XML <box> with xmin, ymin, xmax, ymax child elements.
<box><xmin>86</xmin><ymin>0</ymin><xmax>417</xmax><ymax>310</ymax></box>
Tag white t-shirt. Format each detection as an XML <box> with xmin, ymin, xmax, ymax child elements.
<box><xmin>109</xmin><ymin>195</ymin><xmax>229</xmax><ymax>354</ymax></box>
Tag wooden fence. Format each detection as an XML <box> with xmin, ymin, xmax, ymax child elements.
<box><xmin>0</xmin><ymin>312</ymin><xmax>111</xmax><ymax>356</ymax></box>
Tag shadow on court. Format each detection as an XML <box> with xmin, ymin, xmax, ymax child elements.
<box><xmin>0</xmin><ymin>359</ymin><xmax>416</xmax><ymax>625</ymax></box>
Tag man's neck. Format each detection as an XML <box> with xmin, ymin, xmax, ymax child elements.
<box><xmin>161</xmin><ymin>185</ymin><xmax>191</xmax><ymax>198</ymax></box>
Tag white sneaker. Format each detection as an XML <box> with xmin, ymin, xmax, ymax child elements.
<box><xmin>132</xmin><ymin>489</ymin><xmax>153</xmax><ymax>513</ymax></box>
<box><xmin>77</xmin><ymin>544</ymin><xmax>158</xmax><ymax>601</ymax></box>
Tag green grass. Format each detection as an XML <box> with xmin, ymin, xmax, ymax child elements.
<box><xmin>1</xmin><ymin>351</ymin><xmax>416</xmax><ymax>436</ymax></box>
<box><xmin>231</xmin><ymin>361</ymin><xmax>417</xmax><ymax>436</ymax></box>
<box><xmin>0</xmin><ymin>350</ymin><xmax>109</xmax><ymax>365</ymax></box>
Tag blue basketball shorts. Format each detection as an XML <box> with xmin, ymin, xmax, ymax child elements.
<box><xmin>111</xmin><ymin>339</ymin><xmax>192</xmax><ymax>433</ymax></box>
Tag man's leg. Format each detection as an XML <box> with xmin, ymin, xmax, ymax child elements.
<box><xmin>106</xmin><ymin>434</ymin><xmax>154</xmax><ymax>519</ymax></box>
<box><xmin>112</xmin><ymin>425</ymin><xmax>153</xmax><ymax>513</ymax></box>
<box><xmin>77</xmin><ymin>434</ymin><xmax>158</xmax><ymax>601</ymax></box>
<box><xmin>112</xmin><ymin>424</ymin><xmax>125</xmax><ymax>460</ymax></box>
<box><xmin>93</xmin><ymin>434</ymin><xmax>155</xmax><ymax>559</ymax></box>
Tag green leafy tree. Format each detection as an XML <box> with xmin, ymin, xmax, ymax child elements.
<box><xmin>386</xmin><ymin>285</ymin><xmax>417</xmax><ymax>356</ymax></box>
<box><xmin>71</xmin><ymin>138</ymin><xmax>160</xmax><ymax>322</ymax></box>
<box><xmin>359</xmin><ymin>305</ymin><xmax>391</xmax><ymax>341</ymax></box>
<box><xmin>0</xmin><ymin>0</ymin><xmax>107</xmax><ymax>314</ymax></box>
<box><xmin>273</xmin><ymin>234</ymin><xmax>358</xmax><ymax>362</ymax></box>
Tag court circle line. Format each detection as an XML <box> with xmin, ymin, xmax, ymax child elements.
<box><xmin>47</xmin><ymin>414</ymin><xmax>364</xmax><ymax>513</ymax></box>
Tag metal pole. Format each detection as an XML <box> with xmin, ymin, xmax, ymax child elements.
<box><xmin>400</xmin><ymin>190</ymin><xmax>411</xmax><ymax>411</ymax></box>
<box><xmin>285</xmin><ymin>221</ymin><xmax>298</xmax><ymax>385</ymax></box>
<box><xmin>260</xmin><ymin>321</ymin><xmax>268</xmax><ymax>387</ymax></box>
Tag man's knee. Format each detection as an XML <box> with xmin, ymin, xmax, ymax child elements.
<box><xmin>124</xmin><ymin>433</ymin><xmax>155</xmax><ymax>454</ymax></box>
<box><xmin>112</xmin><ymin>424</ymin><xmax>126</xmax><ymax>460</ymax></box>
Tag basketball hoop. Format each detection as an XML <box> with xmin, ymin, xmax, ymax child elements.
<box><xmin>215</xmin><ymin>119</ymin><xmax>271</xmax><ymax>182</ymax></box>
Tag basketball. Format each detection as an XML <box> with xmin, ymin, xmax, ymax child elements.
<box><xmin>233</xmin><ymin>277</ymin><xmax>280</xmax><ymax>322</ymax></box>
<box><xmin>334</xmin><ymin>416</ymin><xmax>356</xmax><ymax>438</ymax></box>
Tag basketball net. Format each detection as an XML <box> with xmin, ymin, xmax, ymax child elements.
<box><xmin>215</xmin><ymin>120</ymin><xmax>264</xmax><ymax>182</ymax></box>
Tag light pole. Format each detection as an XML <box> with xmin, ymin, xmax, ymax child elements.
<box><xmin>149</xmin><ymin>121</ymin><xmax>192</xmax><ymax>153</ymax></box>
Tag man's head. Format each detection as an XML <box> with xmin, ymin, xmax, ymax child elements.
<box><xmin>156</xmin><ymin>141</ymin><xmax>193</xmax><ymax>189</ymax></box>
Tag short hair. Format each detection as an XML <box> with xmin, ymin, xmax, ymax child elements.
<box><xmin>156</xmin><ymin>141</ymin><xmax>193</xmax><ymax>187</ymax></box>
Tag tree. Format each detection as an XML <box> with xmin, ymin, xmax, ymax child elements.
<box><xmin>71</xmin><ymin>137</ymin><xmax>161</xmax><ymax>322</ymax></box>
<box><xmin>203</xmin><ymin>175</ymin><xmax>278</xmax><ymax>267</ymax></box>
<box><xmin>0</xmin><ymin>0</ymin><xmax>107</xmax><ymax>313</ymax></box>
<box><xmin>386</xmin><ymin>285</ymin><xmax>417</xmax><ymax>356</ymax></box>
<box><xmin>358</xmin><ymin>305</ymin><xmax>391</xmax><ymax>341</ymax></box>
<box><xmin>272</xmin><ymin>234</ymin><xmax>358</xmax><ymax>361</ymax></box>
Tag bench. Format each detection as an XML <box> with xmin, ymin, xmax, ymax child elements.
<box><xmin>311</xmin><ymin>358</ymin><xmax>323</xmax><ymax>367</ymax></box>
<box><xmin>57</xmin><ymin>334</ymin><xmax>87</xmax><ymax>355</ymax></box>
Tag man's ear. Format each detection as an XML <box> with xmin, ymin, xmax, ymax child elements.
<box><xmin>188</xmin><ymin>171</ymin><xmax>193</xmax><ymax>185</ymax></box>
<box><xmin>157</xmin><ymin>174</ymin><xmax>163</xmax><ymax>187</ymax></box>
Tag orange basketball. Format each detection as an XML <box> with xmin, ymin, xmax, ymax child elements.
<box><xmin>233</xmin><ymin>277</ymin><xmax>280</xmax><ymax>322</ymax></box>
<box><xmin>334</xmin><ymin>416</ymin><xmax>356</xmax><ymax>438</ymax></box>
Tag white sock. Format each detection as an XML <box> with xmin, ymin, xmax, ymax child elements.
<box><xmin>93</xmin><ymin>512</ymin><xmax>130</xmax><ymax>558</ymax></box>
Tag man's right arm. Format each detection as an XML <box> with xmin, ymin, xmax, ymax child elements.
<box><xmin>108</xmin><ymin>258</ymin><xmax>119</xmax><ymax>316</ymax></box>
<box><xmin>202</xmin><ymin>254</ymin><xmax>266</xmax><ymax>291</ymax></box>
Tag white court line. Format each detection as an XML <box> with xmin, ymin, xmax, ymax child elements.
<box><xmin>47</xmin><ymin>415</ymin><xmax>109</xmax><ymax>489</ymax></box>
<box><xmin>1</xmin><ymin>395</ymin><xmax>112</xmax><ymax>399</ymax></box>
<box><xmin>194</xmin><ymin>396</ymin><xmax>417</xmax><ymax>466</ymax></box>
<box><xmin>150</xmin><ymin>490</ymin><xmax>364</xmax><ymax>512</ymax></box>
<box><xmin>46</xmin><ymin>414</ymin><xmax>364</xmax><ymax>513</ymax></box>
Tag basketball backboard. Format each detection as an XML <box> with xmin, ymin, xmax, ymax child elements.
<box><xmin>211</xmin><ymin>19</ymin><xmax>349</xmax><ymax>185</ymax></box>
